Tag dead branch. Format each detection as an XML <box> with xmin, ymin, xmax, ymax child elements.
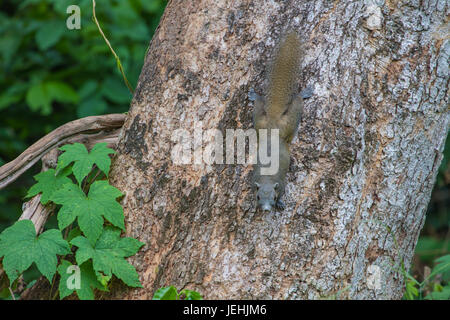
<box><xmin>0</xmin><ymin>114</ymin><xmax>125</xmax><ymax>190</ymax></box>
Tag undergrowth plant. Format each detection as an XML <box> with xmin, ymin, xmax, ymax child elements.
<box><xmin>0</xmin><ymin>142</ymin><xmax>143</xmax><ymax>300</ymax></box>
<box><xmin>152</xmin><ymin>286</ymin><xmax>203</xmax><ymax>300</ymax></box>
<box><xmin>0</xmin><ymin>142</ymin><xmax>202</xmax><ymax>300</ymax></box>
<box><xmin>0</xmin><ymin>1</ymin><xmax>202</xmax><ymax>300</ymax></box>
<box><xmin>385</xmin><ymin>222</ymin><xmax>450</xmax><ymax>300</ymax></box>
<box><xmin>403</xmin><ymin>254</ymin><xmax>450</xmax><ymax>300</ymax></box>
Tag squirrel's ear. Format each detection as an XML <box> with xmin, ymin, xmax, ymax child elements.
<box><xmin>274</xmin><ymin>183</ymin><xmax>279</xmax><ymax>189</ymax></box>
<box><xmin>255</xmin><ymin>182</ymin><xmax>260</xmax><ymax>189</ymax></box>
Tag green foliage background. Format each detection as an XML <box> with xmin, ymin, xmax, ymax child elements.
<box><xmin>0</xmin><ymin>0</ymin><xmax>448</xmax><ymax>298</ymax></box>
<box><xmin>0</xmin><ymin>0</ymin><xmax>166</xmax><ymax>228</ymax></box>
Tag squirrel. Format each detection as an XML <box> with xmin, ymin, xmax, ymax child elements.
<box><xmin>252</xmin><ymin>31</ymin><xmax>304</xmax><ymax>212</ymax></box>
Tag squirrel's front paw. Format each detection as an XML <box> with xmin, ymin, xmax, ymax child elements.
<box><xmin>275</xmin><ymin>200</ymin><xmax>286</xmax><ymax>211</ymax></box>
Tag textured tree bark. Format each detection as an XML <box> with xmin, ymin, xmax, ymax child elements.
<box><xmin>110</xmin><ymin>0</ymin><xmax>449</xmax><ymax>299</ymax></box>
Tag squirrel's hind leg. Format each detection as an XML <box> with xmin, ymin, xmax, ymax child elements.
<box><xmin>280</xmin><ymin>94</ymin><xmax>303</xmax><ymax>142</ymax></box>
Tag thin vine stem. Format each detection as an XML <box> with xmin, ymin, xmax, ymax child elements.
<box><xmin>92</xmin><ymin>0</ymin><xmax>134</xmax><ymax>94</ymax></box>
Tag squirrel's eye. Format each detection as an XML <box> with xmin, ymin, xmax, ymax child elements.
<box><xmin>257</xmin><ymin>195</ymin><xmax>260</xmax><ymax>200</ymax></box>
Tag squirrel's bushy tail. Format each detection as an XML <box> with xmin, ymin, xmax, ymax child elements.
<box><xmin>267</xmin><ymin>31</ymin><xmax>302</xmax><ymax>117</ymax></box>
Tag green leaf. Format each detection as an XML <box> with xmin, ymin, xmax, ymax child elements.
<box><xmin>415</xmin><ymin>237</ymin><xmax>449</xmax><ymax>263</ymax></box>
<box><xmin>66</xmin><ymin>227</ymin><xmax>82</xmax><ymax>243</ymax></box>
<box><xmin>425</xmin><ymin>285</ymin><xmax>450</xmax><ymax>300</ymax></box>
<box><xmin>57</xmin><ymin>143</ymin><xmax>115</xmax><ymax>185</ymax></box>
<box><xmin>97</xmin><ymin>273</ymin><xmax>112</xmax><ymax>288</ymax></box>
<box><xmin>429</xmin><ymin>254</ymin><xmax>450</xmax><ymax>280</ymax></box>
<box><xmin>0</xmin><ymin>33</ymin><xmax>21</xmax><ymax>67</ymax></box>
<box><xmin>56</xmin><ymin>204</ymin><xmax>78</xmax><ymax>232</ymax></box>
<box><xmin>77</xmin><ymin>96</ymin><xmax>108</xmax><ymax>118</ymax></box>
<box><xmin>181</xmin><ymin>289</ymin><xmax>203</xmax><ymax>300</ymax></box>
<box><xmin>101</xmin><ymin>77</ymin><xmax>132</xmax><ymax>104</ymax></box>
<box><xmin>84</xmin><ymin>142</ymin><xmax>116</xmax><ymax>177</ymax></box>
<box><xmin>404</xmin><ymin>279</ymin><xmax>419</xmax><ymax>300</ymax></box>
<box><xmin>26</xmin><ymin>83</ymin><xmax>52</xmax><ymax>115</ymax></box>
<box><xmin>0</xmin><ymin>220</ymin><xmax>70</xmax><ymax>284</ymax></box>
<box><xmin>57</xmin><ymin>260</ymin><xmax>107</xmax><ymax>300</ymax></box>
<box><xmin>52</xmin><ymin>181</ymin><xmax>124</xmax><ymax>241</ymax></box>
<box><xmin>142</xmin><ymin>0</ymin><xmax>166</xmax><ymax>13</ymax></box>
<box><xmin>0</xmin><ymin>93</ymin><xmax>21</xmax><ymax>111</ymax></box>
<box><xmin>152</xmin><ymin>286</ymin><xmax>178</xmax><ymax>300</ymax></box>
<box><xmin>25</xmin><ymin>81</ymin><xmax>78</xmax><ymax>115</ymax></box>
<box><xmin>26</xmin><ymin>168</ymin><xmax>72</xmax><ymax>204</ymax></box>
<box><xmin>78</xmin><ymin>81</ymin><xmax>98</xmax><ymax>100</ymax></box>
<box><xmin>46</xmin><ymin>81</ymin><xmax>79</xmax><ymax>104</ymax></box>
<box><xmin>87</xmin><ymin>180</ymin><xmax>125</xmax><ymax>230</ymax></box>
<box><xmin>70</xmin><ymin>226</ymin><xmax>144</xmax><ymax>288</ymax></box>
<box><xmin>35</xmin><ymin>20</ymin><xmax>65</xmax><ymax>50</ymax></box>
<box><xmin>25</xmin><ymin>280</ymin><xmax>37</xmax><ymax>289</ymax></box>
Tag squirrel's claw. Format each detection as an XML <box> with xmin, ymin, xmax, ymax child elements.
<box><xmin>275</xmin><ymin>199</ymin><xmax>286</xmax><ymax>211</ymax></box>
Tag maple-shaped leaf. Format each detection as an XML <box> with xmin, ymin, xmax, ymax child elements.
<box><xmin>70</xmin><ymin>226</ymin><xmax>144</xmax><ymax>288</ymax></box>
<box><xmin>57</xmin><ymin>143</ymin><xmax>115</xmax><ymax>185</ymax></box>
<box><xmin>57</xmin><ymin>259</ymin><xmax>107</xmax><ymax>300</ymax></box>
<box><xmin>0</xmin><ymin>220</ymin><xmax>70</xmax><ymax>284</ymax></box>
<box><xmin>52</xmin><ymin>180</ymin><xmax>124</xmax><ymax>242</ymax></box>
<box><xmin>26</xmin><ymin>167</ymin><xmax>72</xmax><ymax>204</ymax></box>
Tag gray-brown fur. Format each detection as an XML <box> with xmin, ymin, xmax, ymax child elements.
<box><xmin>252</xmin><ymin>31</ymin><xmax>304</xmax><ymax>212</ymax></box>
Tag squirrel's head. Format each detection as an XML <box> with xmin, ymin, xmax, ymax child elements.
<box><xmin>255</xmin><ymin>182</ymin><xmax>279</xmax><ymax>212</ymax></box>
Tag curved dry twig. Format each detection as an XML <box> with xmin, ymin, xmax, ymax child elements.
<box><xmin>0</xmin><ymin>114</ymin><xmax>125</xmax><ymax>190</ymax></box>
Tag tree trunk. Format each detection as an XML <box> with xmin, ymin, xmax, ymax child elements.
<box><xmin>110</xmin><ymin>0</ymin><xmax>449</xmax><ymax>299</ymax></box>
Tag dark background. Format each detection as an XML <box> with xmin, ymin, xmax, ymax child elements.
<box><xmin>0</xmin><ymin>0</ymin><xmax>448</xmax><ymax>298</ymax></box>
